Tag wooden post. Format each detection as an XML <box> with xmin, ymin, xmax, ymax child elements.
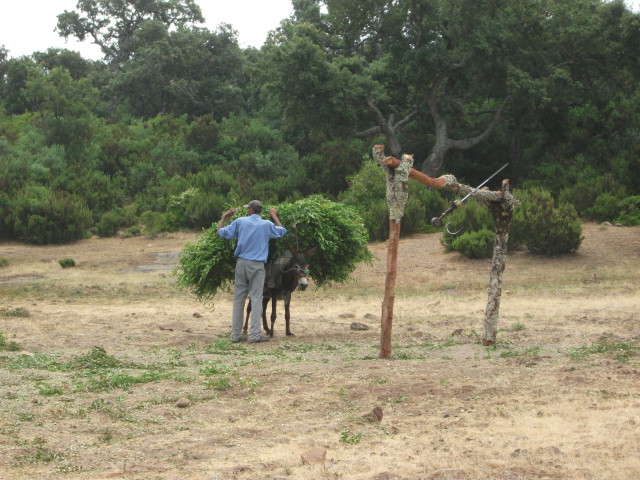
<box><xmin>381</xmin><ymin>220</ymin><xmax>401</xmax><ymax>358</ymax></box>
<box><xmin>380</xmin><ymin>152</ymin><xmax>517</xmax><ymax>346</ymax></box>
<box><xmin>372</xmin><ymin>145</ymin><xmax>412</xmax><ymax>358</ymax></box>
<box><xmin>483</xmin><ymin>179</ymin><xmax>517</xmax><ymax>345</ymax></box>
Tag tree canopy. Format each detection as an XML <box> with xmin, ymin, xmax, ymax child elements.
<box><xmin>0</xmin><ymin>0</ymin><xmax>639</xmax><ymax>245</ymax></box>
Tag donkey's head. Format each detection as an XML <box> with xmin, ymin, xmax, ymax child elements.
<box><xmin>288</xmin><ymin>245</ymin><xmax>317</xmax><ymax>291</ymax></box>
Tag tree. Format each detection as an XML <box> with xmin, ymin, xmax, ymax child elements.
<box><xmin>56</xmin><ymin>0</ymin><xmax>204</xmax><ymax>72</ymax></box>
<box><xmin>111</xmin><ymin>23</ymin><xmax>246</xmax><ymax>119</ymax></box>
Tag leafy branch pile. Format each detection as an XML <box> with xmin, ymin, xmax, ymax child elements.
<box><xmin>176</xmin><ymin>195</ymin><xmax>372</xmax><ymax>302</ymax></box>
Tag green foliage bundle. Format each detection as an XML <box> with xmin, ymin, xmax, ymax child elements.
<box><xmin>176</xmin><ymin>195</ymin><xmax>372</xmax><ymax>302</ymax></box>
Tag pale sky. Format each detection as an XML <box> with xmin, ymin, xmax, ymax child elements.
<box><xmin>0</xmin><ymin>0</ymin><xmax>295</xmax><ymax>60</ymax></box>
<box><xmin>1</xmin><ymin>0</ymin><xmax>639</xmax><ymax>61</ymax></box>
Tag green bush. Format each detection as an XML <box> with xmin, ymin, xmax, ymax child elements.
<box><xmin>440</xmin><ymin>199</ymin><xmax>494</xmax><ymax>255</ymax></box>
<box><xmin>521</xmin><ymin>188</ymin><xmax>583</xmax><ymax>255</ymax></box>
<box><xmin>94</xmin><ymin>210</ymin><xmax>122</xmax><ymax>237</ymax></box>
<box><xmin>59</xmin><ymin>258</ymin><xmax>76</xmax><ymax>268</ymax></box>
<box><xmin>588</xmin><ymin>193</ymin><xmax>620</xmax><ymax>223</ymax></box>
<box><xmin>449</xmin><ymin>228</ymin><xmax>495</xmax><ymax>259</ymax></box>
<box><xmin>0</xmin><ymin>258</ymin><xmax>8</xmax><ymax>268</ymax></box>
<box><xmin>558</xmin><ymin>173</ymin><xmax>623</xmax><ymax>218</ymax></box>
<box><xmin>122</xmin><ymin>225</ymin><xmax>142</xmax><ymax>238</ymax></box>
<box><xmin>616</xmin><ymin>196</ymin><xmax>640</xmax><ymax>226</ymax></box>
<box><xmin>341</xmin><ymin>160</ymin><xmax>447</xmax><ymax>241</ymax></box>
<box><xmin>176</xmin><ymin>195</ymin><xmax>372</xmax><ymax>302</ymax></box>
<box><xmin>140</xmin><ymin>211</ymin><xmax>165</xmax><ymax>235</ymax></box>
<box><xmin>5</xmin><ymin>186</ymin><xmax>92</xmax><ymax>244</ymax></box>
<box><xmin>508</xmin><ymin>188</ymin><xmax>531</xmax><ymax>249</ymax></box>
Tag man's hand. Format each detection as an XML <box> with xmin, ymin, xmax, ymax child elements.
<box><xmin>218</xmin><ymin>208</ymin><xmax>236</xmax><ymax>234</ymax></box>
<box><xmin>269</xmin><ymin>208</ymin><xmax>283</xmax><ymax>227</ymax></box>
<box><xmin>223</xmin><ymin>208</ymin><xmax>237</xmax><ymax>219</ymax></box>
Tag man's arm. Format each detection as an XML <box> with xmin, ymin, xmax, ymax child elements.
<box><xmin>269</xmin><ymin>208</ymin><xmax>283</xmax><ymax>227</ymax></box>
<box><xmin>217</xmin><ymin>208</ymin><xmax>236</xmax><ymax>236</ymax></box>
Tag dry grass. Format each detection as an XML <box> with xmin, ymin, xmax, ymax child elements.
<box><xmin>1</xmin><ymin>223</ymin><xmax>639</xmax><ymax>480</ymax></box>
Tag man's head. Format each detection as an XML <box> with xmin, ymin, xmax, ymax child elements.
<box><xmin>243</xmin><ymin>200</ymin><xmax>262</xmax><ymax>214</ymax></box>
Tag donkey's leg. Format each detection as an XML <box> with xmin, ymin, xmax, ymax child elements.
<box><xmin>243</xmin><ymin>302</ymin><xmax>251</xmax><ymax>335</ymax></box>
<box><xmin>269</xmin><ymin>297</ymin><xmax>278</xmax><ymax>338</ymax></box>
<box><xmin>262</xmin><ymin>296</ymin><xmax>271</xmax><ymax>335</ymax></box>
<box><xmin>284</xmin><ymin>293</ymin><xmax>294</xmax><ymax>336</ymax></box>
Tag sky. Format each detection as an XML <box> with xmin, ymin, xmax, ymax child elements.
<box><xmin>1</xmin><ymin>0</ymin><xmax>639</xmax><ymax>61</ymax></box>
<box><xmin>0</xmin><ymin>0</ymin><xmax>295</xmax><ymax>60</ymax></box>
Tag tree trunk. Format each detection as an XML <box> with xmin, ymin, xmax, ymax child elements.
<box><xmin>483</xmin><ymin>179</ymin><xmax>517</xmax><ymax>345</ymax></box>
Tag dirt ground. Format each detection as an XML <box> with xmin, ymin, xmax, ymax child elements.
<box><xmin>1</xmin><ymin>223</ymin><xmax>639</xmax><ymax>480</ymax></box>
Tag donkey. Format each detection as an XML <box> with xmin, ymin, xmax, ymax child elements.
<box><xmin>244</xmin><ymin>245</ymin><xmax>316</xmax><ymax>337</ymax></box>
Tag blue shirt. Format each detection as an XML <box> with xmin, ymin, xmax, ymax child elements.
<box><xmin>218</xmin><ymin>214</ymin><xmax>287</xmax><ymax>262</ymax></box>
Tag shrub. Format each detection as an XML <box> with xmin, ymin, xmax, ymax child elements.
<box><xmin>449</xmin><ymin>228</ymin><xmax>495</xmax><ymax>259</ymax></box>
<box><xmin>440</xmin><ymin>199</ymin><xmax>494</xmax><ymax>255</ymax></box>
<box><xmin>94</xmin><ymin>210</ymin><xmax>122</xmax><ymax>237</ymax></box>
<box><xmin>122</xmin><ymin>225</ymin><xmax>142</xmax><ymax>238</ymax></box>
<box><xmin>0</xmin><ymin>258</ymin><xmax>8</xmax><ymax>268</ymax></box>
<box><xmin>521</xmin><ymin>188</ymin><xmax>583</xmax><ymax>254</ymax></box>
<box><xmin>616</xmin><ymin>196</ymin><xmax>640</xmax><ymax>226</ymax></box>
<box><xmin>509</xmin><ymin>188</ymin><xmax>532</xmax><ymax>249</ymax></box>
<box><xmin>140</xmin><ymin>211</ymin><xmax>165</xmax><ymax>235</ymax></box>
<box><xmin>558</xmin><ymin>173</ymin><xmax>622</xmax><ymax>218</ymax></box>
<box><xmin>59</xmin><ymin>258</ymin><xmax>76</xmax><ymax>268</ymax></box>
<box><xmin>6</xmin><ymin>186</ymin><xmax>92</xmax><ymax>244</ymax></box>
<box><xmin>588</xmin><ymin>193</ymin><xmax>621</xmax><ymax>223</ymax></box>
<box><xmin>341</xmin><ymin>160</ymin><xmax>447</xmax><ymax>241</ymax></box>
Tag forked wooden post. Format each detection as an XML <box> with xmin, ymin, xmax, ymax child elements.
<box><xmin>372</xmin><ymin>145</ymin><xmax>413</xmax><ymax>358</ymax></box>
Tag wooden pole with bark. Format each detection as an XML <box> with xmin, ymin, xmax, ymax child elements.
<box><xmin>483</xmin><ymin>179</ymin><xmax>517</xmax><ymax>345</ymax></box>
<box><xmin>371</xmin><ymin>144</ymin><xmax>413</xmax><ymax>358</ymax></box>
<box><xmin>375</xmin><ymin>145</ymin><xmax>518</xmax><ymax>348</ymax></box>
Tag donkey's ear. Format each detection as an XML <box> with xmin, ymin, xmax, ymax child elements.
<box><xmin>305</xmin><ymin>247</ymin><xmax>318</xmax><ymax>256</ymax></box>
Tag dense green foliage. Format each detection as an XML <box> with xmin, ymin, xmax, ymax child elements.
<box><xmin>176</xmin><ymin>196</ymin><xmax>372</xmax><ymax>301</ymax></box>
<box><xmin>340</xmin><ymin>160</ymin><xmax>447</xmax><ymax>241</ymax></box>
<box><xmin>0</xmin><ymin>0</ymin><xmax>639</xmax><ymax>247</ymax></box>
<box><xmin>441</xmin><ymin>188</ymin><xmax>584</xmax><ymax>258</ymax></box>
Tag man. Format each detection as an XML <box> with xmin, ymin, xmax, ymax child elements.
<box><xmin>217</xmin><ymin>200</ymin><xmax>287</xmax><ymax>343</ymax></box>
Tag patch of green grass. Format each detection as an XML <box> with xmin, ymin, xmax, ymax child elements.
<box><xmin>0</xmin><ymin>331</ymin><xmax>21</xmax><ymax>351</ymax></box>
<box><xmin>36</xmin><ymin>383</ymin><xmax>65</xmax><ymax>396</ymax></box>
<box><xmin>0</xmin><ymin>257</ymin><xmax>9</xmax><ymax>268</ymax></box>
<box><xmin>339</xmin><ymin>429</ymin><xmax>362</xmax><ymax>444</ymax></box>
<box><xmin>567</xmin><ymin>335</ymin><xmax>640</xmax><ymax>363</ymax></box>
<box><xmin>75</xmin><ymin>370</ymin><xmax>176</xmax><ymax>393</ymax></box>
<box><xmin>498</xmin><ymin>345</ymin><xmax>541</xmax><ymax>358</ymax></box>
<box><xmin>0</xmin><ymin>307</ymin><xmax>31</xmax><ymax>317</ymax></box>
<box><xmin>15</xmin><ymin>438</ymin><xmax>65</xmax><ymax>465</ymax></box>
<box><xmin>511</xmin><ymin>323</ymin><xmax>526</xmax><ymax>331</ymax></box>
<box><xmin>204</xmin><ymin>375</ymin><xmax>233</xmax><ymax>391</ymax></box>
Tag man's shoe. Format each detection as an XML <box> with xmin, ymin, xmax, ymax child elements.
<box><xmin>231</xmin><ymin>338</ymin><xmax>243</xmax><ymax>343</ymax></box>
<box><xmin>248</xmin><ymin>337</ymin><xmax>270</xmax><ymax>344</ymax></box>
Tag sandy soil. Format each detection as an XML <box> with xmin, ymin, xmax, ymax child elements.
<box><xmin>1</xmin><ymin>223</ymin><xmax>639</xmax><ymax>480</ymax></box>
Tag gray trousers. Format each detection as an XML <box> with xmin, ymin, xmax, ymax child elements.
<box><xmin>231</xmin><ymin>258</ymin><xmax>266</xmax><ymax>341</ymax></box>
